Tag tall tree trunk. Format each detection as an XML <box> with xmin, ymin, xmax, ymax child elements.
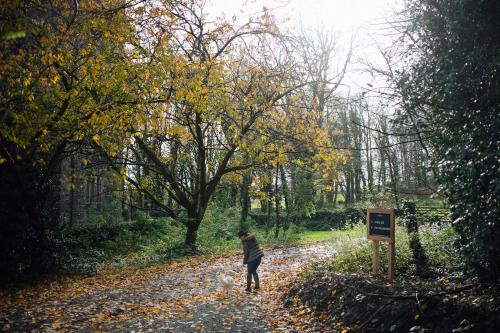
<box><xmin>378</xmin><ymin>131</ymin><xmax>387</xmax><ymax>192</ymax></box>
<box><xmin>317</xmin><ymin>190</ymin><xmax>325</xmax><ymax>209</ymax></box>
<box><xmin>266</xmin><ymin>197</ymin><xmax>272</xmax><ymax>234</ymax></box>
<box><xmin>344</xmin><ymin>174</ymin><xmax>350</xmax><ymax>207</ymax></box>
<box><xmin>240</xmin><ymin>169</ymin><xmax>252</xmax><ymax>230</ymax></box>
<box><xmin>354</xmin><ymin>164</ymin><xmax>361</xmax><ymax>201</ymax></box>
<box><xmin>354</xmin><ymin>141</ymin><xmax>362</xmax><ymax>201</ymax></box>
<box><xmin>261</xmin><ymin>179</ymin><xmax>271</xmax><ymax>213</ymax></box>
<box><xmin>326</xmin><ymin>189</ymin><xmax>334</xmax><ymax>207</ymax></box>
<box><xmin>365</xmin><ymin>114</ymin><xmax>374</xmax><ymax>194</ymax></box>
<box><xmin>279</xmin><ymin>165</ymin><xmax>291</xmax><ymax>231</ymax></box>
<box><xmin>228</xmin><ymin>185</ymin><xmax>238</xmax><ymax>208</ymax></box>
<box><xmin>168</xmin><ymin>141</ymin><xmax>179</xmax><ymax>208</ymax></box>
<box><xmin>274</xmin><ymin>163</ymin><xmax>281</xmax><ymax>238</ymax></box>
<box><xmin>333</xmin><ymin>182</ymin><xmax>338</xmax><ymax>208</ymax></box>
<box><xmin>265</xmin><ymin>169</ymin><xmax>273</xmax><ymax>234</ymax></box>
<box><xmin>69</xmin><ymin>155</ymin><xmax>75</xmax><ymax>228</ymax></box>
<box><xmin>386</xmin><ymin>149</ymin><xmax>400</xmax><ymax>209</ymax></box>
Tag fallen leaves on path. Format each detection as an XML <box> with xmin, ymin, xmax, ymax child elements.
<box><xmin>1</xmin><ymin>244</ymin><xmax>338</xmax><ymax>332</ymax></box>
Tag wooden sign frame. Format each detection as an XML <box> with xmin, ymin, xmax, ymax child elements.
<box><xmin>366</xmin><ymin>208</ymin><xmax>396</xmax><ymax>281</ymax></box>
<box><xmin>366</xmin><ymin>208</ymin><xmax>395</xmax><ymax>242</ymax></box>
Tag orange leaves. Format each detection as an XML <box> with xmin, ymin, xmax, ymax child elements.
<box><xmin>1</xmin><ymin>244</ymin><xmax>345</xmax><ymax>332</ymax></box>
<box><xmin>320</xmin><ymin>312</ymin><xmax>330</xmax><ymax>321</ymax></box>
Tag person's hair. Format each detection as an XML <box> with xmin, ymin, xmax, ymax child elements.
<box><xmin>238</xmin><ymin>230</ymin><xmax>248</xmax><ymax>237</ymax></box>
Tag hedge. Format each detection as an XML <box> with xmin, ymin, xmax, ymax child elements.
<box><xmin>249</xmin><ymin>208</ymin><xmax>366</xmax><ymax>231</ymax></box>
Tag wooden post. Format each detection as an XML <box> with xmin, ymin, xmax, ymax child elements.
<box><xmin>388</xmin><ymin>240</ymin><xmax>395</xmax><ymax>281</ymax></box>
<box><xmin>372</xmin><ymin>240</ymin><xmax>380</xmax><ymax>275</ymax></box>
<box><xmin>367</xmin><ymin>208</ymin><xmax>396</xmax><ymax>280</ymax></box>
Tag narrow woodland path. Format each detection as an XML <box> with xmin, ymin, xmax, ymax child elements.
<box><xmin>1</xmin><ymin>243</ymin><xmax>339</xmax><ymax>332</ymax></box>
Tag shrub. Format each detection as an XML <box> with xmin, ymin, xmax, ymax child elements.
<box><xmin>253</xmin><ymin>224</ymin><xmax>304</xmax><ymax>247</ymax></box>
<box><xmin>329</xmin><ymin>223</ymin><xmax>462</xmax><ymax>277</ymax></box>
<box><xmin>197</xmin><ymin>206</ymin><xmax>241</xmax><ymax>251</ymax></box>
<box><xmin>248</xmin><ymin>207</ymin><xmax>366</xmax><ymax>231</ymax></box>
<box><xmin>306</xmin><ymin>208</ymin><xmax>365</xmax><ymax>231</ymax></box>
<box><xmin>53</xmin><ymin>216</ymin><xmax>185</xmax><ymax>273</ymax></box>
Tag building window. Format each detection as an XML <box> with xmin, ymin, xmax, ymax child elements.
<box><xmin>85</xmin><ymin>176</ymin><xmax>102</xmax><ymax>204</ymax></box>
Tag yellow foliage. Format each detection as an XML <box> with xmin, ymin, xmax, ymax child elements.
<box><xmin>223</xmin><ymin>172</ymin><xmax>243</xmax><ymax>185</ymax></box>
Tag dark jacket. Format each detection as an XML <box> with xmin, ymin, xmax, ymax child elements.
<box><xmin>242</xmin><ymin>233</ymin><xmax>264</xmax><ymax>264</ymax></box>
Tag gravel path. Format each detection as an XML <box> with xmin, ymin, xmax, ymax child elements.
<box><xmin>1</xmin><ymin>243</ymin><xmax>339</xmax><ymax>332</ymax></box>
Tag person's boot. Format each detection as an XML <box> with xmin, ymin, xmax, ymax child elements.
<box><xmin>254</xmin><ymin>275</ymin><xmax>260</xmax><ymax>290</ymax></box>
<box><xmin>245</xmin><ymin>279</ymin><xmax>252</xmax><ymax>293</ymax></box>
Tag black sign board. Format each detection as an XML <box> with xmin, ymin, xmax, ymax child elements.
<box><xmin>369</xmin><ymin>213</ymin><xmax>391</xmax><ymax>237</ymax></box>
<box><xmin>367</xmin><ymin>208</ymin><xmax>394</xmax><ymax>241</ymax></box>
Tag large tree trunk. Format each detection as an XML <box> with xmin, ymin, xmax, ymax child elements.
<box><xmin>185</xmin><ymin>211</ymin><xmax>201</xmax><ymax>245</ymax></box>
<box><xmin>184</xmin><ymin>194</ymin><xmax>207</xmax><ymax>246</ymax></box>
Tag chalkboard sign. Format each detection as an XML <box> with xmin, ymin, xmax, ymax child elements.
<box><xmin>367</xmin><ymin>208</ymin><xmax>395</xmax><ymax>241</ymax></box>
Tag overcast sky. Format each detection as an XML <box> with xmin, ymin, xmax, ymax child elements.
<box><xmin>207</xmin><ymin>0</ymin><xmax>399</xmax><ymax>32</ymax></box>
<box><xmin>205</xmin><ymin>0</ymin><xmax>403</xmax><ymax>93</ymax></box>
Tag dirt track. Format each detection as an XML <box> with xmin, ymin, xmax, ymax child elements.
<box><xmin>0</xmin><ymin>243</ymin><xmax>339</xmax><ymax>332</ymax></box>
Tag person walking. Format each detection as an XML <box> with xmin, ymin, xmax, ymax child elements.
<box><xmin>238</xmin><ymin>231</ymin><xmax>264</xmax><ymax>292</ymax></box>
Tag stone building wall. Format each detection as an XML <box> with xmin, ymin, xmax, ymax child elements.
<box><xmin>59</xmin><ymin>154</ymin><xmax>123</xmax><ymax>227</ymax></box>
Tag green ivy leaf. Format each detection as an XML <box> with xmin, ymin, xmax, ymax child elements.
<box><xmin>2</xmin><ymin>31</ymin><xmax>26</xmax><ymax>40</ymax></box>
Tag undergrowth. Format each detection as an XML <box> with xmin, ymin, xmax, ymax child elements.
<box><xmin>54</xmin><ymin>206</ymin><xmax>306</xmax><ymax>275</ymax></box>
<box><xmin>53</xmin><ymin>214</ymin><xmax>186</xmax><ymax>274</ymax></box>
<box><xmin>305</xmin><ymin>220</ymin><xmax>464</xmax><ymax>281</ymax></box>
<box><xmin>287</xmin><ymin>224</ymin><xmax>498</xmax><ymax>333</ymax></box>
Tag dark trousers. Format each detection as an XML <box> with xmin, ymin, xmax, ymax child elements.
<box><xmin>247</xmin><ymin>257</ymin><xmax>261</xmax><ymax>283</ymax></box>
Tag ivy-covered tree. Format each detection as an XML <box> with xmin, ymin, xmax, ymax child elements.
<box><xmin>395</xmin><ymin>0</ymin><xmax>500</xmax><ymax>281</ymax></box>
